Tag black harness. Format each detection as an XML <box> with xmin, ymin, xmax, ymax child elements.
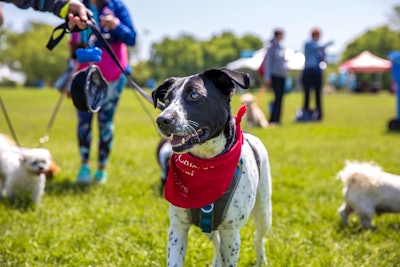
<box><xmin>190</xmin><ymin>137</ymin><xmax>261</xmax><ymax>232</ymax></box>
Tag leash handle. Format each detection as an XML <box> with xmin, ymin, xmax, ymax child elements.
<box><xmin>46</xmin><ymin>22</ymin><xmax>68</xmax><ymax>51</ymax></box>
<box><xmin>46</xmin><ymin>10</ymin><xmax>95</xmax><ymax>51</ymax></box>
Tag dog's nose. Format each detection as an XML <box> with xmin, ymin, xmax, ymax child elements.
<box><xmin>156</xmin><ymin>115</ymin><xmax>172</xmax><ymax>128</ymax></box>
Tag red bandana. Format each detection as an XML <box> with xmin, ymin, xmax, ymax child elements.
<box><xmin>164</xmin><ymin>105</ymin><xmax>247</xmax><ymax>209</ymax></box>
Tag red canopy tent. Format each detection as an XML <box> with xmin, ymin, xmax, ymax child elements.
<box><xmin>339</xmin><ymin>50</ymin><xmax>391</xmax><ymax>73</ymax></box>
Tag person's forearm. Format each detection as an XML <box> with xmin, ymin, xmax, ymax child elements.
<box><xmin>2</xmin><ymin>0</ymin><xmax>68</xmax><ymax>17</ymax></box>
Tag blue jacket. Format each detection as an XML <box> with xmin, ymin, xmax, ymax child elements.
<box><xmin>303</xmin><ymin>40</ymin><xmax>332</xmax><ymax>71</ymax></box>
<box><xmin>83</xmin><ymin>0</ymin><xmax>136</xmax><ymax>46</ymax></box>
<box><xmin>71</xmin><ymin>0</ymin><xmax>136</xmax><ymax>80</ymax></box>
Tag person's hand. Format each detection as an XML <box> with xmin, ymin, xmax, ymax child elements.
<box><xmin>99</xmin><ymin>13</ymin><xmax>120</xmax><ymax>30</ymax></box>
<box><xmin>67</xmin><ymin>0</ymin><xmax>89</xmax><ymax>30</ymax></box>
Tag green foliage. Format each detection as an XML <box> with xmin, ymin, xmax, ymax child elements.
<box><xmin>341</xmin><ymin>26</ymin><xmax>400</xmax><ymax>62</ymax></box>
<box><xmin>0</xmin><ymin>78</ymin><xmax>19</xmax><ymax>87</ymax></box>
<box><xmin>388</xmin><ymin>5</ymin><xmax>400</xmax><ymax>32</ymax></box>
<box><xmin>0</xmin><ymin>27</ymin><xmax>11</xmax><ymax>63</ymax></box>
<box><xmin>147</xmin><ymin>31</ymin><xmax>263</xmax><ymax>82</ymax></box>
<box><xmin>4</xmin><ymin>22</ymin><xmax>69</xmax><ymax>86</ymax></box>
<box><xmin>148</xmin><ymin>35</ymin><xmax>204</xmax><ymax>79</ymax></box>
<box><xmin>203</xmin><ymin>32</ymin><xmax>263</xmax><ymax>69</ymax></box>
<box><xmin>130</xmin><ymin>61</ymin><xmax>154</xmax><ymax>88</ymax></box>
<box><xmin>0</xmin><ymin>88</ymin><xmax>399</xmax><ymax>266</ymax></box>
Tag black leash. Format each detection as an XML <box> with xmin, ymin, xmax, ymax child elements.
<box><xmin>46</xmin><ymin>16</ymin><xmax>164</xmax><ymax>136</ymax></box>
<box><xmin>38</xmin><ymin>88</ymin><xmax>65</xmax><ymax>147</ymax></box>
<box><xmin>46</xmin><ymin>17</ymin><xmax>165</xmax><ymax>111</ymax></box>
<box><xmin>0</xmin><ymin>95</ymin><xmax>21</xmax><ymax>147</ymax></box>
<box><xmin>38</xmin><ymin>63</ymin><xmax>78</xmax><ymax>147</ymax></box>
<box><xmin>82</xmin><ymin>21</ymin><xmax>164</xmax><ymax>134</ymax></box>
<box><xmin>1</xmin><ymin>92</ymin><xmax>66</xmax><ymax>148</ymax></box>
<box><xmin>87</xmin><ymin>21</ymin><xmax>164</xmax><ymax>110</ymax></box>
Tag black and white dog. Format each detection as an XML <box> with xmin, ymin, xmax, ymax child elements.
<box><xmin>152</xmin><ymin>68</ymin><xmax>272</xmax><ymax>266</ymax></box>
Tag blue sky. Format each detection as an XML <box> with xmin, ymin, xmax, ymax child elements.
<box><xmin>1</xmin><ymin>0</ymin><xmax>398</xmax><ymax>59</ymax></box>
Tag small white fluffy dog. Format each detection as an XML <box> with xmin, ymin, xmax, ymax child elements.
<box><xmin>337</xmin><ymin>160</ymin><xmax>400</xmax><ymax>228</ymax></box>
<box><xmin>0</xmin><ymin>148</ymin><xmax>51</xmax><ymax>204</ymax></box>
<box><xmin>0</xmin><ymin>133</ymin><xmax>53</xmax><ymax>204</ymax></box>
<box><xmin>0</xmin><ymin>133</ymin><xmax>59</xmax><ymax>180</ymax></box>
<box><xmin>240</xmin><ymin>93</ymin><xmax>269</xmax><ymax>128</ymax></box>
<box><xmin>0</xmin><ymin>133</ymin><xmax>16</xmax><ymax>150</ymax></box>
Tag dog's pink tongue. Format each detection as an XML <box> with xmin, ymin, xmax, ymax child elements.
<box><xmin>170</xmin><ymin>135</ymin><xmax>190</xmax><ymax>147</ymax></box>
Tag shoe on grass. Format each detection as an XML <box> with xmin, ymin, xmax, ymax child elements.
<box><xmin>76</xmin><ymin>164</ymin><xmax>91</xmax><ymax>184</ymax></box>
<box><xmin>94</xmin><ymin>169</ymin><xmax>107</xmax><ymax>184</ymax></box>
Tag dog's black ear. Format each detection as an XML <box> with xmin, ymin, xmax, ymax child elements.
<box><xmin>152</xmin><ymin>77</ymin><xmax>177</xmax><ymax>108</ymax></box>
<box><xmin>203</xmin><ymin>68</ymin><xmax>250</xmax><ymax>95</ymax></box>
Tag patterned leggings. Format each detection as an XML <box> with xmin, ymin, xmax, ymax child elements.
<box><xmin>77</xmin><ymin>75</ymin><xmax>126</xmax><ymax>166</ymax></box>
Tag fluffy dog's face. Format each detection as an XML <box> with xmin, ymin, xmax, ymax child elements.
<box><xmin>20</xmin><ymin>148</ymin><xmax>52</xmax><ymax>175</ymax></box>
<box><xmin>152</xmin><ymin>68</ymin><xmax>250</xmax><ymax>154</ymax></box>
<box><xmin>240</xmin><ymin>93</ymin><xmax>255</xmax><ymax>105</ymax></box>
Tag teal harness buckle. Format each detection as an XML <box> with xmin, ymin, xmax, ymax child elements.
<box><xmin>200</xmin><ymin>203</ymin><xmax>214</xmax><ymax>233</ymax></box>
<box><xmin>199</xmin><ymin>158</ymin><xmax>244</xmax><ymax>233</ymax></box>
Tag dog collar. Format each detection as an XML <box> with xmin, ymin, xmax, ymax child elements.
<box><xmin>164</xmin><ymin>105</ymin><xmax>246</xmax><ymax>209</ymax></box>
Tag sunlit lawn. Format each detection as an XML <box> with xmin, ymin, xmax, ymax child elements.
<box><xmin>0</xmin><ymin>87</ymin><xmax>399</xmax><ymax>266</ymax></box>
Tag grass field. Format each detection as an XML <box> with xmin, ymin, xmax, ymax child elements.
<box><xmin>0</xmin><ymin>87</ymin><xmax>399</xmax><ymax>266</ymax></box>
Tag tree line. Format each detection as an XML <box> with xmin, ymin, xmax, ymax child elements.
<box><xmin>0</xmin><ymin>11</ymin><xmax>400</xmax><ymax>89</ymax></box>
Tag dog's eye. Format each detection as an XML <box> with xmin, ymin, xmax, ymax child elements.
<box><xmin>190</xmin><ymin>92</ymin><xmax>200</xmax><ymax>100</ymax></box>
<box><xmin>164</xmin><ymin>99</ymin><xmax>171</xmax><ymax>106</ymax></box>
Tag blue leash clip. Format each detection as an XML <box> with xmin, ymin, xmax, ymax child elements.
<box><xmin>76</xmin><ymin>47</ymin><xmax>102</xmax><ymax>64</ymax></box>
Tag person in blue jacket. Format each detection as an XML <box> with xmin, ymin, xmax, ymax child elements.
<box><xmin>70</xmin><ymin>0</ymin><xmax>136</xmax><ymax>184</ymax></box>
<box><xmin>301</xmin><ymin>28</ymin><xmax>333</xmax><ymax>121</ymax></box>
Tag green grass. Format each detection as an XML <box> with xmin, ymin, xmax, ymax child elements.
<box><xmin>0</xmin><ymin>87</ymin><xmax>399</xmax><ymax>266</ymax></box>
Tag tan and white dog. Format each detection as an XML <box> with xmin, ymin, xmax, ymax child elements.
<box><xmin>0</xmin><ymin>134</ymin><xmax>59</xmax><ymax>180</ymax></box>
<box><xmin>240</xmin><ymin>93</ymin><xmax>269</xmax><ymax>128</ymax></box>
<box><xmin>337</xmin><ymin>160</ymin><xmax>400</xmax><ymax>229</ymax></box>
<box><xmin>152</xmin><ymin>68</ymin><xmax>272</xmax><ymax>266</ymax></box>
<box><xmin>0</xmin><ymin>134</ymin><xmax>59</xmax><ymax>204</ymax></box>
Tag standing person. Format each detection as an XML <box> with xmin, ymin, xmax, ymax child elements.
<box><xmin>0</xmin><ymin>4</ymin><xmax>3</xmax><ymax>26</ymax></box>
<box><xmin>1</xmin><ymin>0</ymin><xmax>88</xmax><ymax>30</ymax></box>
<box><xmin>70</xmin><ymin>0</ymin><xmax>136</xmax><ymax>184</ymax></box>
<box><xmin>263</xmin><ymin>28</ymin><xmax>287</xmax><ymax>125</ymax></box>
<box><xmin>301</xmin><ymin>28</ymin><xmax>333</xmax><ymax>121</ymax></box>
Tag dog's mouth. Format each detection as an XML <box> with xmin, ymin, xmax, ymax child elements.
<box><xmin>169</xmin><ymin>128</ymin><xmax>210</xmax><ymax>153</ymax></box>
<box><xmin>27</xmin><ymin>169</ymin><xmax>46</xmax><ymax>175</ymax></box>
